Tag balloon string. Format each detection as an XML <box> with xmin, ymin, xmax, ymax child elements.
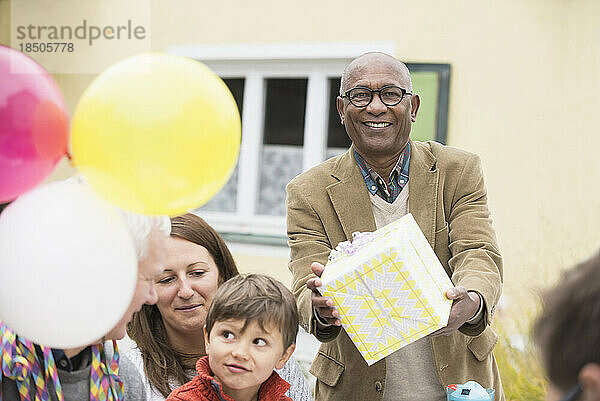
<box><xmin>65</xmin><ymin>151</ymin><xmax>73</xmax><ymax>164</ymax></box>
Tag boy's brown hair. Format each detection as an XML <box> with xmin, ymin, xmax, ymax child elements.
<box><xmin>205</xmin><ymin>274</ymin><xmax>299</xmax><ymax>349</ymax></box>
<box><xmin>533</xmin><ymin>250</ymin><xmax>600</xmax><ymax>391</ymax></box>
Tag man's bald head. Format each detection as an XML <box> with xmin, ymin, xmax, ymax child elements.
<box><xmin>340</xmin><ymin>52</ymin><xmax>412</xmax><ymax>95</ymax></box>
<box><xmin>336</xmin><ymin>51</ymin><xmax>420</xmax><ymax>161</ymax></box>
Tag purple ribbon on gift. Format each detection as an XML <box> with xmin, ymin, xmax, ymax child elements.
<box><xmin>328</xmin><ymin>231</ymin><xmax>376</xmax><ymax>262</ymax></box>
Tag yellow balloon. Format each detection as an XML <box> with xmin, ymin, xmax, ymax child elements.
<box><xmin>71</xmin><ymin>53</ymin><xmax>241</xmax><ymax>215</ymax></box>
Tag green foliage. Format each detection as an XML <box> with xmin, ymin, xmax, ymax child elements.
<box><xmin>493</xmin><ymin>316</ymin><xmax>546</xmax><ymax>401</ymax></box>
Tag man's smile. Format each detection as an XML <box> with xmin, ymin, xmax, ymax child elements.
<box><xmin>363</xmin><ymin>121</ymin><xmax>392</xmax><ymax>128</ymax></box>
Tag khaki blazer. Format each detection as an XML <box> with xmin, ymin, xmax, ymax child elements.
<box><xmin>286</xmin><ymin>141</ymin><xmax>504</xmax><ymax>401</ymax></box>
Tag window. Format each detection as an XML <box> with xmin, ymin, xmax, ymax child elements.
<box><xmin>257</xmin><ymin>78</ymin><xmax>307</xmax><ymax>217</ymax></box>
<box><xmin>201</xmin><ymin>78</ymin><xmax>244</xmax><ymax>213</ymax></box>
<box><xmin>168</xmin><ymin>44</ymin><xmax>450</xmax><ymax>241</ymax></box>
<box><xmin>327</xmin><ymin>77</ymin><xmax>351</xmax><ymax>158</ymax></box>
<box><xmin>408</xmin><ymin>64</ymin><xmax>450</xmax><ymax>144</ymax></box>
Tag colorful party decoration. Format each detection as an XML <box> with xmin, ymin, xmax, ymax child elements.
<box><xmin>319</xmin><ymin>213</ymin><xmax>453</xmax><ymax>365</ymax></box>
<box><xmin>0</xmin><ymin>179</ymin><xmax>137</xmax><ymax>348</ymax></box>
<box><xmin>0</xmin><ymin>45</ymin><xmax>69</xmax><ymax>202</ymax></box>
<box><xmin>1</xmin><ymin>320</ymin><xmax>124</xmax><ymax>401</ymax></box>
<box><xmin>70</xmin><ymin>53</ymin><xmax>241</xmax><ymax>215</ymax></box>
<box><xmin>0</xmin><ymin>319</ymin><xmax>64</xmax><ymax>401</ymax></box>
<box><xmin>89</xmin><ymin>341</ymin><xmax>124</xmax><ymax>401</ymax></box>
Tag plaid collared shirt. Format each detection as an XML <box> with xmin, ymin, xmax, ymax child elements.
<box><xmin>354</xmin><ymin>142</ymin><xmax>411</xmax><ymax>204</ymax></box>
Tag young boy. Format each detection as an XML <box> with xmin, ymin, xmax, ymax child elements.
<box><xmin>166</xmin><ymin>274</ymin><xmax>299</xmax><ymax>401</ymax></box>
<box><xmin>533</xmin><ymin>250</ymin><xmax>600</xmax><ymax>401</ymax></box>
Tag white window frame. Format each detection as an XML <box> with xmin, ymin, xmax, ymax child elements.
<box><xmin>167</xmin><ymin>42</ymin><xmax>394</xmax><ymax>240</ymax></box>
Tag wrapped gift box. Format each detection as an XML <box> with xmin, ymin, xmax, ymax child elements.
<box><xmin>318</xmin><ymin>213</ymin><xmax>453</xmax><ymax>365</ymax></box>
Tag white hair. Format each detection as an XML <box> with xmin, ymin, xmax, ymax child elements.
<box><xmin>118</xmin><ymin>210</ymin><xmax>171</xmax><ymax>259</ymax></box>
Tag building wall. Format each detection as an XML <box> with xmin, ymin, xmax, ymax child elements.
<box><xmin>2</xmin><ymin>0</ymin><xmax>600</xmax><ymax>308</ymax></box>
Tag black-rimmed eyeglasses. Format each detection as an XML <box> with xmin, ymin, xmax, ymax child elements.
<box><xmin>341</xmin><ymin>85</ymin><xmax>412</xmax><ymax>107</ymax></box>
<box><xmin>560</xmin><ymin>384</ymin><xmax>582</xmax><ymax>401</ymax></box>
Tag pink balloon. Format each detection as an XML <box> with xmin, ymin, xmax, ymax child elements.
<box><xmin>0</xmin><ymin>45</ymin><xmax>69</xmax><ymax>202</ymax></box>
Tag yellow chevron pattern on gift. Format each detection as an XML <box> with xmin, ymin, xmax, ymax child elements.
<box><xmin>319</xmin><ymin>214</ymin><xmax>454</xmax><ymax>366</ymax></box>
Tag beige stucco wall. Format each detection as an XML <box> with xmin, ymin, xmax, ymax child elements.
<box><xmin>234</xmin><ymin>251</ymin><xmax>291</xmax><ymax>287</ymax></box>
<box><xmin>2</xmin><ymin>0</ymin><xmax>600</xmax><ymax>312</ymax></box>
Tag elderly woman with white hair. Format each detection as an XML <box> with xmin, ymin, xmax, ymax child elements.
<box><xmin>1</xmin><ymin>207</ymin><xmax>171</xmax><ymax>401</ymax></box>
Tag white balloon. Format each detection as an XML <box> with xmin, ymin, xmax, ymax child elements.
<box><xmin>0</xmin><ymin>179</ymin><xmax>137</xmax><ymax>348</ymax></box>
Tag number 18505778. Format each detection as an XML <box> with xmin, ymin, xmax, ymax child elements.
<box><xmin>19</xmin><ymin>42</ymin><xmax>74</xmax><ymax>52</ymax></box>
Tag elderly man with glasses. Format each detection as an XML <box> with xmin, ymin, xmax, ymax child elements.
<box><xmin>534</xmin><ymin>251</ymin><xmax>600</xmax><ymax>401</ymax></box>
<box><xmin>286</xmin><ymin>52</ymin><xmax>504</xmax><ymax>401</ymax></box>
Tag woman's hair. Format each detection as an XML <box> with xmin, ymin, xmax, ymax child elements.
<box><xmin>127</xmin><ymin>213</ymin><xmax>239</xmax><ymax>397</ymax></box>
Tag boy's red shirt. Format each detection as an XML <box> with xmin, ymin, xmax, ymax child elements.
<box><xmin>166</xmin><ymin>356</ymin><xmax>292</xmax><ymax>401</ymax></box>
